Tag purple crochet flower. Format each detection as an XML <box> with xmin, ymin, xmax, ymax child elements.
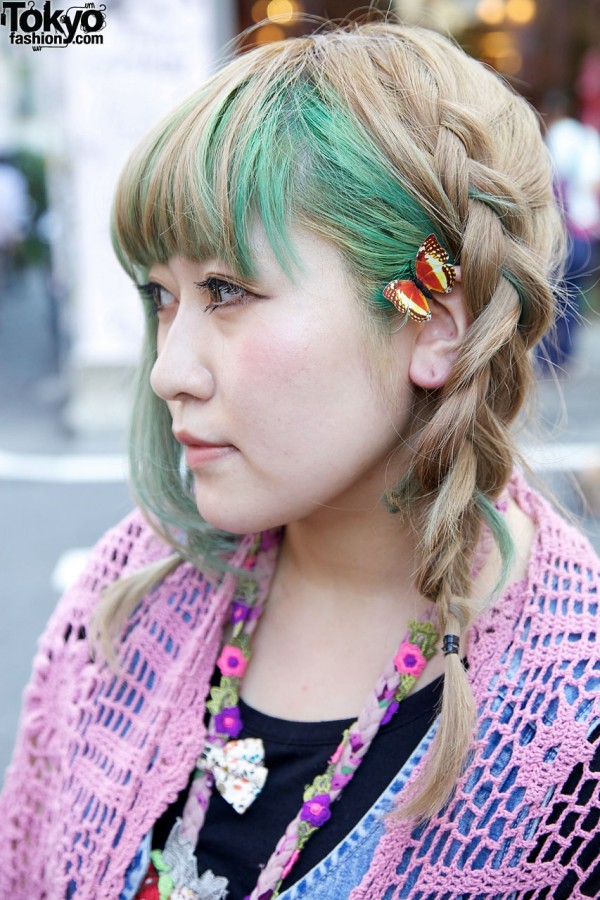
<box><xmin>394</xmin><ymin>641</ymin><xmax>427</xmax><ymax>677</ymax></box>
<box><xmin>214</xmin><ymin>705</ymin><xmax>243</xmax><ymax>737</ymax></box>
<box><xmin>230</xmin><ymin>601</ymin><xmax>251</xmax><ymax>624</ymax></box>
<box><xmin>300</xmin><ymin>793</ymin><xmax>332</xmax><ymax>827</ymax></box>
<box><xmin>381</xmin><ymin>699</ymin><xmax>399</xmax><ymax>726</ymax></box>
<box><xmin>260</xmin><ymin>529</ymin><xmax>280</xmax><ymax>550</ymax></box>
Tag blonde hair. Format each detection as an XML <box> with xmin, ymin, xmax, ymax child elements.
<box><xmin>103</xmin><ymin>20</ymin><xmax>565</xmax><ymax>818</ymax></box>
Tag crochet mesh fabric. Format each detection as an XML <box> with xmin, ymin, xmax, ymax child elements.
<box><xmin>0</xmin><ymin>512</ymin><xmax>237</xmax><ymax>898</ymax></box>
<box><xmin>352</xmin><ymin>482</ymin><xmax>600</xmax><ymax>899</ymax></box>
<box><xmin>0</xmin><ymin>473</ymin><xmax>598</xmax><ymax>899</ymax></box>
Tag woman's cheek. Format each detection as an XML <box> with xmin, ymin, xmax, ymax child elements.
<box><xmin>235</xmin><ymin>324</ymin><xmax>314</xmax><ymax>388</ymax></box>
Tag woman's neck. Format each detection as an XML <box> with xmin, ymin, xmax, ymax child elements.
<box><xmin>275</xmin><ymin>500</ymin><xmax>421</xmax><ymax>612</ymax></box>
<box><xmin>239</xmin><ymin>502</ymin><xmax>441</xmax><ymax>721</ymax></box>
<box><xmin>239</xmin><ymin>488</ymin><xmax>535</xmax><ymax>721</ymax></box>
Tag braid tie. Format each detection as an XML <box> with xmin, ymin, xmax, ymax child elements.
<box><xmin>442</xmin><ymin>634</ymin><xmax>460</xmax><ymax>655</ymax></box>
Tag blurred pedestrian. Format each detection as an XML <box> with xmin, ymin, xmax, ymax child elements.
<box><xmin>1</xmin><ymin>21</ymin><xmax>598</xmax><ymax>900</ymax></box>
<box><xmin>578</xmin><ymin>47</ymin><xmax>600</xmax><ymax>132</ymax></box>
<box><xmin>540</xmin><ymin>89</ymin><xmax>600</xmax><ymax>371</ymax></box>
<box><xmin>0</xmin><ymin>159</ymin><xmax>30</xmax><ymax>295</ymax></box>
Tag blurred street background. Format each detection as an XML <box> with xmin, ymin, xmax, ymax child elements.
<box><xmin>1</xmin><ymin>0</ymin><xmax>600</xmax><ymax>775</ymax></box>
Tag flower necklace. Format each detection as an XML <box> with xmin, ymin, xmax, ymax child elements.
<box><xmin>141</xmin><ymin>532</ymin><xmax>439</xmax><ymax>900</ymax></box>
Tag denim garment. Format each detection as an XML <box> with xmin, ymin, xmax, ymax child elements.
<box><xmin>279</xmin><ymin>722</ymin><xmax>438</xmax><ymax>899</ymax></box>
<box><xmin>120</xmin><ymin>832</ymin><xmax>151</xmax><ymax>899</ymax></box>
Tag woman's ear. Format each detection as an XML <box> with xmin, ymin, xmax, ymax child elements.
<box><xmin>407</xmin><ymin>268</ymin><xmax>469</xmax><ymax>390</ymax></box>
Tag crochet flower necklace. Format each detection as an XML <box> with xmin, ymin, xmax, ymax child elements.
<box><xmin>142</xmin><ymin>532</ymin><xmax>439</xmax><ymax>900</ymax></box>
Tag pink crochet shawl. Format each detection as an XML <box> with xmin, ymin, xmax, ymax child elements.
<box><xmin>0</xmin><ymin>474</ymin><xmax>598</xmax><ymax>898</ymax></box>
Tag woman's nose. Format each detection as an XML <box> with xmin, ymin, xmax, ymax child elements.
<box><xmin>150</xmin><ymin>307</ymin><xmax>215</xmax><ymax>403</ymax></box>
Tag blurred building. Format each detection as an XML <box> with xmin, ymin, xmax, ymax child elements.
<box><xmin>238</xmin><ymin>0</ymin><xmax>600</xmax><ymax>108</ymax></box>
<box><xmin>1</xmin><ymin>0</ymin><xmax>236</xmax><ymax>433</ymax></box>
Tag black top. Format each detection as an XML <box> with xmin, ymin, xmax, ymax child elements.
<box><xmin>152</xmin><ymin>676</ymin><xmax>443</xmax><ymax>899</ymax></box>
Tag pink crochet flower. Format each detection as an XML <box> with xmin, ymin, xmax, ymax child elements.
<box><xmin>394</xmin><ymin>641</ymin><xmax>427</xmax><ymax>676</ymax></box>
<box><xmin>300</xmin><ymin>794</ymin><xmax>332</xmax><ymax>827</ymax></box>
<box><xmin>217</xmin><ymin>645</ymin><xmax>248</xmax><ymax>678</ymax></box>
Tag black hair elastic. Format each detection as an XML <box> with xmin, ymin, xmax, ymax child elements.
<box><xmin>443</xmin><ymin>634</ymin><xmax>460</xmax><ymax>656</ymax></box>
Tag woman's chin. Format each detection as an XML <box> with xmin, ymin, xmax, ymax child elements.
<box><xmin>193</xmin><ymin>492</ymin><xmax>282</xmax><ymax>536</ymax></box>
<box><xmin>194</xmin><ymin>506</ymin><xmax>252</xmax><ymax>535</ymax></box>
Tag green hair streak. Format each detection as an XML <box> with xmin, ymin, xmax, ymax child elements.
<box><xmin>474</xmin><ymin>490</ymin><xmax>515</xmax><ymax>596</ymax></box>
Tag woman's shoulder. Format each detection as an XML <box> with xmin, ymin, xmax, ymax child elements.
<box><xmin>91</xmin><ymin>507</ymin><xmax>176</xmax><ymax>574</ymax></box>
<box><xmin>469</xmin><ymin>472</ymin><xmax>599</xmax><ymax>692</ymax></box>
<box><xmin>74</xmin><ymin>507</ymin><xmax>175</xmax><ymax>588</ymax></box>
<box><xmin>37</xmin><ymin>509</ymin><xmax>184</xmax><ymax>647</ymax></box>
<box><xmin>512</xmin><ymin>469</ymin><xmax>600</xmax><ymax>587</ymax></box>
<box><xmin>362</xmin><ymin>478</ymin><xmax>600</xmax><ymax>900</ymax></box>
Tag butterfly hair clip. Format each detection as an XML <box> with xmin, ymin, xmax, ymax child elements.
<box><xmin>383</xmin><ymin>234</ymin><xmax>456</xmax><ymax>323</ymax></box>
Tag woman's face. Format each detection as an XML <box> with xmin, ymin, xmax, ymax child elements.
<box><xmin>148</xmin><ymin>228</ymin><xmax>417</xmax><ymax>534</ymax></box>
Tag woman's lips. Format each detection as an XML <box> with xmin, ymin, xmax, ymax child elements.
<box><xmin>173</xmin><ymin>430</ymin><xmax>236</xmax><ymax>467</ymax></box>
<box><xmin>184</xmin><ymin>444</ymin><xmax>236</xmax><ymax>467</ymax></box>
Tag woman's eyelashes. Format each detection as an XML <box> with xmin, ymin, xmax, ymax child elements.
<box><xmin>137</xmin><ymin>276</ymin><xmax>255</xmax><ymax>315</ymax></box>
<box><xmin>195</xmin><ymin>276</ymin><xmax>254</xmax><ymax>313</ymax></box>
<box><xmin>137</xmin><ymin>282</ymin><xmax>176</xmax><ymax>314</ymax></box>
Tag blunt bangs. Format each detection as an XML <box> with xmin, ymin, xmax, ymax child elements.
<box><xmin>111</xmin><ymin>75</ymin><xmax>301</xmax><ymax>281</ymax></box>
<box><xmin>111</xmin><ymin>37</ymin><xmax>436</xmax><ymax>299</ymax></box>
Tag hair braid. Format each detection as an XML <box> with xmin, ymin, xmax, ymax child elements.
<box><xmin>394</xmin><ymin>72</ymin><xmax>561</xmax><ymax>814</ymax></box>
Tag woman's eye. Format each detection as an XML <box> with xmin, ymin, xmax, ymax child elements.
<box><xmin>137</xmin><ymin>282</ymin><xmax>176</xmax><ymax>314</ymax></box>
<box><xmin>196</xmin><ymin>276</ymin><xmax>250</xmax><ymax>313</ymax></box>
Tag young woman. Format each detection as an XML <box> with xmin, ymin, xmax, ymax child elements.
<box><xmin>1</xmin><ymin>21</ymin><xmax>598</xmax><ymax>900</ymax></box>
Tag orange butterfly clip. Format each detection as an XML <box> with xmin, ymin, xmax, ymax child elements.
<box><xmin>383</xmin><ymin>234</ymin><xmax>456</xmax><ymax>322</ymax></box>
